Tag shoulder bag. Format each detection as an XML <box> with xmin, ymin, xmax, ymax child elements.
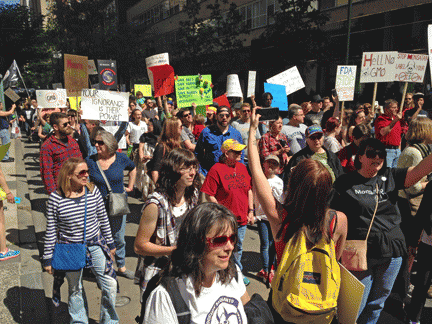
<box><xmin>341</xmin><ymin>183</ymin><xmax>379</xmax><ymax>271</ymax></box>
<box><xmin>96</xmin><ymin>159</ymin><xmax>131</xmax><ymax>217</ymax></box>
<box><xmin>52</xmin><ymin>188</ymin><xmax>88</xmax><ymax>271</ymax></box>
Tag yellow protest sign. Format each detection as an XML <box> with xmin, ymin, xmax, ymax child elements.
<box><xmin>134</xmin><ymin>85</ymin><xmax>152</xmax><ymax>97</ymax></box>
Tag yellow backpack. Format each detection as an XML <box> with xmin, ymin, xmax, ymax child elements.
<box><xmin>271</xmin><ymin>229</ymin><xmax>340</xmax><ymax>324</ymax></box>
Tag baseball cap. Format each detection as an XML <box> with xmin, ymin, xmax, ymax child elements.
<box><xmin>264</xmin><ymin>155</ymin><xmax>280</xmax><ymax>164</ymax></box>
<box><xmin>221</xmin><ymin>139</ymin><xmax>246</xmax><ymax>152</ymax></box>
<box><xmin>312</xmin><ymin>94</ymin><xmax>323</xmax><ymax>103</ymax></box>
<box><xmin>306</xmin><ymin>125</ymin><xmax>324</xmax><ymax>137</ymax></box>
<box><xmin>207</xmin><ymin>106</ymin><xmax>217</xmax><ymax>114</ymax></box>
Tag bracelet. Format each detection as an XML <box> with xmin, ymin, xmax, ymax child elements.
<box><xmin>248</xmin><ymin>208</ymin><xmax>254</xmax><ymax>213</ymax></box>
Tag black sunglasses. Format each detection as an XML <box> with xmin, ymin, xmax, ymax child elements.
<box><xmin>62</xmin><ymin>122</ymin><xmax>70</xmax><ymax>127</ymax></box>
<box><xmin>309</xmin><ymin>133</ymin><xmax>323</xmax><ymax>140</ymax></box>
<box><xmin>365</xmin><ymin>149</ymin><xmax>386</xmax><ymax>159</ymax></box>
<box><xmin>94</xmin><ymin>140</ymin><xmax>105</xmax><ymax>146</ymax></box>
<box><xmin>183</xmin><ymin>113</ymin><xmax>191</xmax><ymax>118</ymax></box>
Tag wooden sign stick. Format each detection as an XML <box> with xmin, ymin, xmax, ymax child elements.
<box><xmin>371</xmin><ymin>82</ymin><xmax>378</xmax><ymax>109</ymax></box>
<box><xmin>399</xmin><ymin>82</ymin><xmax>408</xmax><ymax>113</ymax></box>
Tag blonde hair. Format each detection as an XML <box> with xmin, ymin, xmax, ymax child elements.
<box><xmin>405</xmin><ymin>117</ymin><xmax>432</xmax><ymax>145</ymax></box>
<box><xmin>193</xmin><ymin>114</ymin><xmax>205</xmax><ymax>125</ymax></box>
<box><xmin>57</xmin><ymin>158</ymin><xmax>94</xmax><ymax>196</ymax></box>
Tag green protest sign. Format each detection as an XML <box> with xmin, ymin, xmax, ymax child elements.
<box><xmin>175</xmin><ymin>75</ymin><xmax>213</xmax><ymax>108</ymax></box>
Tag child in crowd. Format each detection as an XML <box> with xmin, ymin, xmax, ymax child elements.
<box><xmin>193</xmin><ymin>114</ymin><xmax>206</xmax><ymax>141</ymax></box>
<box><xmin>136</xmin><ymin>91</ymin><xmax>145</xmax><ymax>107</ymax></box>
<box><xmin>254</xmin><ymin>154</ymin><xmax>284</xmax><ymax>283</ymax></box>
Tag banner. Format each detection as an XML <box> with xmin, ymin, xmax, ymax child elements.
<box><xmin>97</xmin><ymin>60</ymin><xmax>118</xmax><ymax>90</ymax></box>
<box><xmin>247</xmin><ymin>71</ymin><xmax>256</xmax><ymax>98</ymax></box>
<box><xmin>226</xmin><ymin>74</ymin><xmax>243</xmax><ymax>97</ymax></box>
<box><xmin>146</xmin><ymin>53</ymin><xmax>169</xmax><ymax>88</ymax></box>
<box><xmin>175</xmin><ymin>75</ymin><xmax>213</xmax><ymax>108</ymax></box>
<box><xmin>394</xmin><ymin>52</ymin><xmax>428</xmax><ymax>83</ymax></box>
<box><xmin>4</xmin><ymin>88</ymin><xmax>20</xmax><ymax>102</ymax></box>
<box><xmin>264</xmin><ymin>83</ymin><xmax>288</xmax><ymax>111</ymax></box>
<box><xmin>80</xmin><ymin>89</ymin><xmax>129</xmax><ymax>122</ymax></box>
<box><xmin>88</xmin><ymin>60</ymin><xmax>98</xmax><ymax>75</ymax></box>
<box><xmin>335</xmin><ymin>66</ymin><xmax>357</xmax><ymax>101</ymax></box>
<box><xmin>36</xmin><ymin>89</ymin><xmax>67</xmax><ymax>108</ymax></box>
<box><xmin>64</xmin><ymin>54</ymin><xmax>88</xmax><ymax>97</ymax></box>
<box><xmin>359</xmin><ymin>51</ymin><xmax>397</xmax><ymax>83</ymax></box>
<box><xmin>134</xmin><ymin>84</ymin><xmax>152</xmax><ymax>97</ymax></box>
<box><xmin>2</xmin><ymin>60</ymin><xmax>19</xmax><ymax>89</ymax></box>
<box><xmin>148</xmin><ymin>65</ymin><xmax>175</xmax><ymax>97</ymax></box>
<box><xmin>429</xmin><ymin>25</ymin><xmax>432</xmax><ymax>84</ymax></box>
<box><xmin>69</xmin><ymin>97</ymin><xmax>81</xmax><ymax>110</ymax></box>
<box><xmin>267</xmin><ymin>66</ymin><xmax>305</xmax><ymax>96</ymax></box>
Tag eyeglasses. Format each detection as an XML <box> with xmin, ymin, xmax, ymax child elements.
<box><xmin>308</xmin><ymin>134</ymin><xmax>323</xmax><ymax>141</ymax></box>
<box><xmin>62</xmin><ymin>122</ymin><xmax>70</xmax><ymax>127</ymax></box>
<box><xmin>365</xmin><ymin>150</ymin><xmax>386</xmax><ymax>159</ymax></box>
<box><xmin>183</xmin><ymin>113</ymin><xmax>191</xmax><ymax>118</ymax></box>
<box><xmin>75</xmin><ymin>169</ymin><xmax>89</xmax><ymax>177</ymax></box>
<box><xmin>179</xmin><ymin>165</ymin><xmax>197</xmax><ymax>173</ymax></box>
<box><xmin>94</xmin><ymin>140</ymin><xmax>105</xmax><ymax>146</ymax></box>
<box><xmin>206</xmin><ymin>234</ymin><xmax>237</xmax><ymax>248</ymax></box>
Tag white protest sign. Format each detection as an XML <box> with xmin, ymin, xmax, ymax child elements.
<box><xmin>247</xmin><ymin>71</ymin><xmax>256</xmax><ymax>98</ymax></box>
<box><xmin>88</xmin><ymin>60</ymin><xmax>98</xmax><ymax>75</ymax></box>
<box><xmin>266</xmin><ymin>66</ymin><xmax>305</xmax><ymax>96</ymax></box>
<box><xmin>429</xmin><ymin>25</ymin><xmax>432</xmax><ymax>84</ymax></box>
<box><xmin>337</xmin><ymin>264</ymin><xmax>365</xmax><ymax>324</ymax></box>
<box><xmin>226</xmin><ymin>74</ymin><xmax>243</xmax><ymax>97</ymax></box>
<box><xmin>4</xmin><ymin>88</ymin><xmax>20</xmax><ymax>102</ymax></box>
<box><xmin>81</xmin><ymin>89</ymin><xmax>129</xmax><ymax>122</ymax></box>
<box><xmin>359</xmin><ymin>51</ymin><xmax>397</xmax><ymax>83</ymax></box>
<box><xmin>103</xmin><ymin>125</ymin><xmax>127</xmax><ymax>149</ymax></box>
<box><xmin>335</xmin><ymin>66</ymin><xmax>357</xmax><ymax>101</ymax></box>
<box><xmin>394</xmin><ymin>52</ymin><xmax>428</xmax><ymax>83</ymax></box>
<box><xmin>36</xmin><ymin>89</ymin><xmax>67</xmax><ymax>108</ymax></box>
<box><xmin>145</xmin><ymin>53</ymin><xmax>169</xmax><ymax>88</ymax></box>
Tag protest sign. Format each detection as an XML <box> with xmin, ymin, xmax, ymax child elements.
<box><xmin>0</xmin><ymin>143</ymin><xmax>11</xmax><ymax>161</ymax></box>
<box><xmin>4</xmin><ymin>88</ymin><xmax>20</xmax><ymax>102</ymax></box>
<box><xmin>335</xmin><ymin>66</ymin><xmax>357</xmax><ymax>101</ymax></box>
<box><xmin>36</xmin><ymin>89</ymin><xmax>67</xmax><ymax>108</ymax></box>
<box><xmin>267</xmin><ymin>66</ymin><xmax>305</xmax><ymax>96</ymax></box>
<box><xmin>98</xmin><ymin>60</ymin><xmax>118</xmax><ymax>90</ymax></box>
<box><xmin>429</xmin><ymin>25</ymin><xmax>432</xmax><ymax>84</ymax></box>
<box><xmin>80</xmin><ymin>89</ymin><xmax>129</xmax><ymax>122</ymax></box>
<box><xmin>146</xmin><ymin>53</ymin><xmax>169</xmax><ymax>88</ymax></box>
<box><xmin>264</xmin><ymin>83</ymin><xmax>288</xmax><ymax>111</ymax></box>
<box><xmin>52</xmin><ymin>83</ymin><xmax>63</xmax><ymax>89</ymax></box>
<box><xmin>196</xmin><ymin>106</ymin><xmax>206</xmax><ymax>116</ymax></box>
<box><xmin>359</xmin><ymin>51</ymin><xmax>397</xmax><ymax>83</ymax></box>
<box><xmin>148</xmin><ymin>64</ymin><xmax>175</xmax><ymax>97</ymax></box>
<box><xmin>226</xmin><ymin>74</ymin><xmax>243</xmax><ymax>98</ymax></box>
<box><xmin>247</xmin><ymin>71</ymin><xmax>256</xmax><ymax>98</ymax></box>
<box><xmin>103</xmin><ymin>125</ymin><xmax>127</xmax><ymax>149</ymax></box>
<box><xmin>337</xmin><ymin>264</ymin><xmax>365</xmax><ymax>324</ymax></box>
<box><xmin>175</xmin><ymin>75</ymin><xmax>213</xmax><ymax>108</ymax></box>
<box><xmin>394</xmin><ymin>52</ymin><xmax>428</xmax><ymax>83</ymax></box>
<box><xmin>64</xmin><ymin>54</ymin><xmax>88</xmax><ymax>97</ymax></box>
<box><xmin>134</xmin><ymin>84</ymin><xmax>152</xmax><ymax>97</ymax></box>
<box><xmin>213</xmin><ymin>94</ymin><xmax>230</xmax><ymax>108</ymax></box>
<box><xmin>69</xmin><ymin>97</ymin><xmax>81</xmax><ymax>110</ymax></box>
<box><xmin>88</xmin><ymin>60</ymin><xmax>98</xmax><ymax>75</ymax></box>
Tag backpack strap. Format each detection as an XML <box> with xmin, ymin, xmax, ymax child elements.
<box><xmin>328</xmin><ymin>209</ymin><xmax>338</xmax><ymax>238</ymax></box>
<box><xmin>161</xmin><ymin>277</ymin><xmax>191</xmax><ymax>324</ymax></box>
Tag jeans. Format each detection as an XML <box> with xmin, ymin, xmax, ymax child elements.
<box><xmin>257</xmin><ymin>220</ymin><xmax>273</xmax><ymax>272</ymax></box>
<box><xmin>109</xmin><ymin>215</ymin><xmax>126</xmax><ymax>269</ymax></box>
<box><xmin>65</xmin><ymin>245</ymin><xmax>118</xmax><ymax>324</ymax></box>
<box><xmin>0</xmin><ymin>128</ymin><xmax>10</xmax><ymax>160</ymax></box>
<box><xmin>352</xmin><ymin>257</ymin><xmax>403</xmax><ymax>324</ymax></box>
<box><xmin>234</xmin><ymin>224</ymin><xmax>247</xmax><ymax>271</ymax></box>
<box><xmin>385</xmin><ymin>148</ymin><xmax>400</xmax><ymax>168</ymax></box>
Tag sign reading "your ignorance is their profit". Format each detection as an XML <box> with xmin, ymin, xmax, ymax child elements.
<box><xmin>80</xmin><ymin>89</ymin><xmax>129</xmax><ymax>121</ymax></box>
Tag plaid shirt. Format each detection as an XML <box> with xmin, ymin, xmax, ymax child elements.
<box><xmin>40</xmin><ymin>135</ymin><xmax>82</xmax><ymax>193</ymax></box>
<box><xmin>258</xmin><ymin>132</ymin><xmax>290</xmax><ymax>166</ymax></box>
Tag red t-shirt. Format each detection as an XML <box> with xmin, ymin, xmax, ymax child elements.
<box><xmin>201</xmin><ymin>162</ymin><xmax>251</xmax><ymax>225</ymax></box>
<box><xmin>193</xmin><ymin>124</ymin><xmax>205</xmax><ymax>142</ymax></box>
<box><xmin>375</xmin><ymin>114</ymin><xmax>402</xmax><ymax>146</ymax></box>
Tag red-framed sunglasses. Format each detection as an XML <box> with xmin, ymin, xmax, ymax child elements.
<box><xmin>206</xmin><ymin>234</ymin><xmax>237</xmax><ymax>247</ymax></box>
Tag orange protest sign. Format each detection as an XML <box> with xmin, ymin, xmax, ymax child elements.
<box><xmin>64</xmin><ymin>54</ymin><xmax>89</xmax><ymax>97</ymax></box>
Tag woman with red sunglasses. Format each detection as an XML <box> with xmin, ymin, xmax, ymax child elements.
<box><xmin>143</xmin><ymin>203</ymin><xmax>251</xmax><ymax>323</ymax></box>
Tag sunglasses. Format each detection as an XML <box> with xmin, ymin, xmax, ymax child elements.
<box><xmin>308</xmin><ymin>133</ymin><xmax>323</xmax><ymax>140</ymax></box>
<box><xmin>183</xmin><ymin>113</ymin><xmax>191</xmax><ymax>118</ymax></box>
<box><xmin>76</xmin><ymin>169</ymin><xmax>89</xmax><ymax>177</ymax></box>
<box><xmin>94</xmin><ymin>140</ymin><xmax>105</xmax><ymax>146</ymax></box>
<box><xmin>365</xmin><ymin>150</ymin><xmax>386</xmax><ymax>159</ymax></box>
<box><xmin>206</xmin><ymin>234</ymin><xmax>237</xmax><ymax>248</ymax></box>
<box><xmin>219</xmin><ymin>113</ymin><xmax>230</xmax><ymax>118</ymax></box>
<box><xmin>241</xmin><ymin>110</ymin><xmax>251</xmax><ymax>114</ymax></box>
<box><xmin>62</xmin><ymin>122</ymin><xmax>70</xmax><ymax>127</ymax></box>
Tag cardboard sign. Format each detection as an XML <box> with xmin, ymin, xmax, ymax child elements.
<box><xmin>103</xmin><ymin>125</ymin><xmax>127</xmax><ymax>149</ymax></box>
<box><xmin>36</xmin><ymin>89</ymin><xmax>67</xmax><ymax>108</ymax></box>
<box><xmin>337</xmin><ymin>264</ymin><xmax>365</xmax><ymax>324</ymax></box>
<box><xmin>226</xmin><ymin>74</ymin><xmax>243</xmax><ymax>98</ymax></box>
<box><xmin>64</xmin><ymin>54</ymin><xmax>88</xmax><ymax>97</ymax></box>
<box><xmin>148</xmin><ymin>64</ymin><xmax>175</xmax><ymax>97</ymax></box>
<box><xmin>335</xmin><ymin>66</ymin><xmax>357</xmax><ymax>101</ymax></box>
<box><xmin>134</xmin><ymin>84</ymin><xmax>152</xmax><ymax>97</ymax></box>
<box><xmin>52</xmin><ymin>83</ymin><xmax>63</xmax><ymax>89</ymax></box>
<box><xmin>394</xmin><ymin>52</ymin><xmax>428</xmax><ymax>83</ymax></box>
<box><xmin>69</xmin><ymin>96</ymin><xmax>81</xmax><ymax>110</ymax></box>
<box><xmin>88</xmin><ymin>60</ymin><xmax>98</xmax><ymax>75</ymax></box>
<box><xmin>428</xmin><ymin>25</ymin><xmax>432</xmax><ymax>84</ymax></box>
<box><xmin>360</xmin><ymin>51</ymin><xmax>397</xmax><ymax>83</ymax></box>
<box><xmin>0</xmin><ymin>143</ymin><xmax>10</xmax><ymax>161</ymax></box>
<box><xmin>98</xmin><ymin>60</ymin><xmax>118</xmax><ymax>90</ymax></box>
<box><xmin>267</xmin><ymin>66</ymin><xmax>305</xmax><ymax>96</ymax></box>
<box><xmin>4</xmin><ymin>88</ymin><xmax>20</xmax><ymax>102</ymax></box>
<box><xmin>80</xmin><ymin>89</ymin><xmax>129</xmax><ymax>122</ymax></box>
<box><xmin>247</xmin><ymin>71</ymin><xmax>256</xmax><ymax>98</ymax></box>
<box><xmin>264</xmin><ymin>83</ymin><xmax>288</xmax><ymax>111</ymax></box>
<box><xmin>175</xmin><ymin>75</ymin><xmax>213</xmax><ymax>108</ymax></box>
<box><xmin>146</xmin><ymin>53</ymin><xmax>169</xmax><ymax>88</ymax></box>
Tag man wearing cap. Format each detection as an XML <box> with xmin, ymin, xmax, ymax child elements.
<box><xmin>195</xmin><ymin>105</ymin><xmax>244</xmax><ymax>176</ymax></box>
<box><xmin>281</xmin><ymin>104</ymin><xmax>307</xmax><ymax>155</ymax></box>
<box><xmin>304</xmin><ymin>94</ymin><xmax>324</xmax><ymax>127</ymax></box>
<box><xmin>375</xmin><ymin>99</ymin><xmax>403</xmax><ymax>167</ymax></box>
<box><xmin>284</xmin><ymin>124</ymin><xmax>343</xmax><ymax>184</ymax></box>
<box><xmin>201</xmin><ymin>138</ymin><xmax>253</xmax><ymax>285</ymax></box>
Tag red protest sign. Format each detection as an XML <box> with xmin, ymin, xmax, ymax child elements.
<box><xmin>148</xmin><ymin>65</ymin><xmax>175</xmax><ymax>97</ymax></box>
<box><xmin>213</xmin><ymin>94</ymin><xmax>230</xmax><ymax>108</ymax></box>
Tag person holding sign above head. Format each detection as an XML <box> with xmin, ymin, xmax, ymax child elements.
<box><xmin>405</xmin><ymin>92</ymin><xmax>429</xmax><ymax>123</ymax></box>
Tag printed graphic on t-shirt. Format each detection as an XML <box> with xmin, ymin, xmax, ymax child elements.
<box><xmin>224</xmin><ymin>173</ymin><xmax>248</xmax><ymax>190</ymax></box>
<box><xmin>205</xmin><ymin>296</ymin><xmax>243</xmax><ymax>324</ymax></box>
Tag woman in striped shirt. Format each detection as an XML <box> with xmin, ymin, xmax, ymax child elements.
<box><xmin>42</xmin><ymin>158</ymin><xmax>118</xmax><ymax>324</ymax></box>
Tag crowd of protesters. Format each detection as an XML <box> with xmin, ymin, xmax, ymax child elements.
<box><xmin>1</xmin><ymin>87</ymin><xmax>432</xmax><ymax>324</ymax></box>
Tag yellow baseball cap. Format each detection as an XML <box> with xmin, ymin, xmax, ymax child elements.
<box><xmin>221</xmin><ymin>139</ymin><xmax>246</xmax><ymax>152</ymax></box>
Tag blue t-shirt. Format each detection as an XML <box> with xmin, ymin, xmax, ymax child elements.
<box><xmin>86</xmin><ymin>152</ymin><xmax>135</xmax><ymax>198</ymax></box>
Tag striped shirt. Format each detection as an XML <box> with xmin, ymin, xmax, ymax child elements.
<box><xmin>43</xmin><ymin>187</ymin><xmax>115</xmax><ymax>266</ymax></box>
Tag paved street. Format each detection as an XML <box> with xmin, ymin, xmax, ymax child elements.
<box><xmin>0</xmin><ymin>137</ymin><xmax>431</xmax><ymax>323</ymax></box>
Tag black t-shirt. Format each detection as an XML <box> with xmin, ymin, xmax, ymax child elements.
<box><xmin>304</xmin><ymin>110</ymin><xmax>324</xmax><ymax>127</ymax></box>
<box><xmin>331</xmin><ymin>167</ymin><xmax>408</xmax><ymax>260</ymax></box>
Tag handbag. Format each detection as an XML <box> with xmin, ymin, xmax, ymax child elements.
<box><xmin>244</xmin><ymin>293</ymin><xmax>274</xmax><ymax>324</ymax></box>
<box><xmin>96</xmin><ymin>159</ymin><xmax>131</xmax><ymax>217</ymax></box>
<box><xmin>52</xmin><ymin>188</ymin><xmax>88</xmax><ymax>271</ymax></box>
<box><xmin>341</xmin><ymin>184</ymin><xmax>379</xmax><ymax>272</ymax></box>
